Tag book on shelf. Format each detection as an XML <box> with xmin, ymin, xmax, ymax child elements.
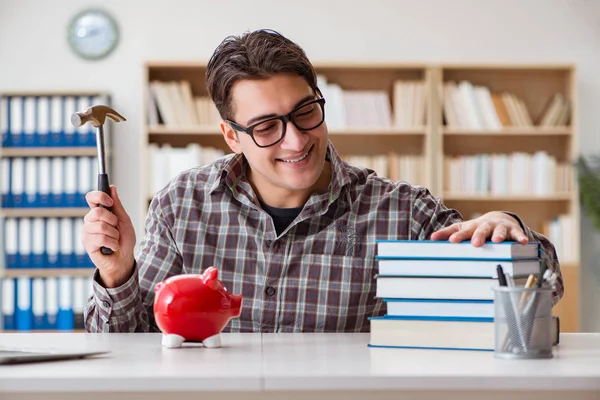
<box><xmin>340</xmin><ymin>153</ymin><xmax>424</xmax><ymax>184</ymax></box>
<box><xmin>443</xmin><ymin>151</ymin><xmax>572</xmax><ymax>196</ymax></box>
<box><xmin>316</xmin><ymin>74</ymin><xmax>426</xmax><ymax>130</ymax></box>
<box><xmin>376</xmin><ymin>240</ymin><xmax>540</xmax><ymax>260</ymax></box>
<box><xmin>147</xmin><ymin>80</ymin><xmax>221</xmax><ymax>127</ymax></box>
<box><xmin>442</xmin><ymin>80</ymin><xmax>570</xmax><ymax>130</ymax></box>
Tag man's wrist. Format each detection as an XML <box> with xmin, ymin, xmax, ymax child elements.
<box><xmin>98</xmin><ymin>258</ymin><xmax>136</xmax><ymax>289</ymax></box>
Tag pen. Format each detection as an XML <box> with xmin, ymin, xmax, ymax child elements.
<box><xmin>519</xmin><ymin>274</ymin><xmax>538</xmax><ymax>310</ymax></box>
<box><xmin>497</xmin><ymin>265</ymin><xmax>507</xmax><ymax>286</ymax></box>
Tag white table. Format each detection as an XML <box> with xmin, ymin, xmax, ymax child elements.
<box><xmin>0</xmin><ymin>332</ymin><xmax>598</xmax><ymax>400</ymax></box>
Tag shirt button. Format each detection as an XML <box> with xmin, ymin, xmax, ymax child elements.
<box><xmin>265</xmin><ymin>240</ymin><xmax>272</xmax><ymax>248</ymax></box>
<box><xmin>265</xmin><ymin>286</ymin><xmax>276</xmax><ymax>296</ymax></box>
<box><xmin>102</xmin><ymin>301</ymin><xmax>111</xmax><ymax>308</ymax></box>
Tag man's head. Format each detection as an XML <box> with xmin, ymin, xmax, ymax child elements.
<box><xmin>206</xmin><ymin>29</ymin><xmax>330</xmax><ymax>208</ymax></box>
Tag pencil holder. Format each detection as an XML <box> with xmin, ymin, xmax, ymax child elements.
<box><xmin>493</xmin><ymin>286</ymin><xmax>553</xmax><ymax>359</ymax></box>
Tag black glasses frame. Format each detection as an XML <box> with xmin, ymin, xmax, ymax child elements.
<box><xmin>226</xmin><ymin>97</ymin><xmax>326</xmax><ymax>148</ymax></box>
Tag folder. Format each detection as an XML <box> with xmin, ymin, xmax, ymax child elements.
<box><xmin>77</xmin><ymin>156</ymin><xmax>93</xmax><ymax>207</ymax></box>
<box><xmin>1</xmin><ymin>278</ymin><xmax>15</xmax><ymax>330</ymax></box>
<box><xmin>10</xmin><ymin>157</ymin><xmax>24</xmax><ymax>207</ymax></box>
<box><xmin>59</xmin><ymin>218</ymin><xmax>74</xmax><ymax>267</ymax></box>
<box><xmin>50</xmin><ymin>96</ymin><xmax>63</xmax><ymax>146</ymax></box>
<box><xmin>57</xmin><ymin>276</ymin><xmax>74</xmax><ymax>330</ymax></box>
<box><xmin>1</xmin><ymin>158</ymin><xmax>10</xmax><ymax>207</ymax></box>
<box><xmin>73</xmin><ymin>277</ymin><xmax>86</xmax><ymax>329</ymax></box>
<box><xmin>38</xmin><ymin>157</ymin><xmax>51</xmax><ymax>207</ymax></box>
<box><xmin>16</xmin><ymin>277</ymin><xmax>32</xmax><ymax>331</ymax></box>
<box><xmin>4</xmin><ymin>217</ymin><xmax>18</xmax><ymax>268</ymax></box>
<box><xmin>51</xmin><ymin>157</ymin><xmax>63</xmax><ymax>207</ymax></box>
<box><xmin>32</xmin><ymin>278</ymin><xmax>45</xmax><ymax>330</ymax></box>
<box><xmin>31</xmin><ymin>217</ymin><xmax>45</xmax><ymax>269</ymax></box>
<box><xmin>24</xmin><ymin>157</ymin><xmax>37</xmax><ymax>207</ymax></box>
<box><xmin>1</xmin><ymin>96</ymin><xmax>9</xmax><ymax>147</ymax></box>
<box><xmin>23</xmin><ymin>96</ymin><xmax>36</xmax><ymax>147</ymax></box>
<box><xmin>10</xmin><ymin>96</ymin><xmax>23</xmax><ymax>147</ymax></box>
<box><xmin>37</xmin><ymin>96</ymin><xmax>50</xmax><ymax>147</ymax></box>
<box><xmin>62</xmin><ymin>96</ymin><xmax>77</xmax><ymax>147</ymax></box>
<box><xmin>46</xmin><ymin>218</ymin><xmax>60</xmax><ymax>268</ymax></box>
<box><xmin>18</xmin><ymin>218</ymin><xmax>31</xmax><ymax>269</ymax></box>
<box><xmin>64</xmin><ymin>157</ymin><xmax>77</xmax><ymax>207</ymax></box>
<box><xmin>45</xmin><ymin>278</ymin><xmax>58</xmax><ymax>330</ymax></box>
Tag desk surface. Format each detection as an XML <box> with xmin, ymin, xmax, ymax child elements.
<box><xmin>0</xmin><ymin>332</ymin><xmax>599</xmax><ymax>394</ymax></box>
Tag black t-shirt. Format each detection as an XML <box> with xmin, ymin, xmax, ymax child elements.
<box><xmin>259</xmin><ymin>200</ymin><xmax>303</xmax><ymax>236</ymax></box>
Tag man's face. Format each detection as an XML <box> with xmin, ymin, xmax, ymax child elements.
<box><xmin>222</xmin><ymin>74</ymin><xmax>329</xmax><ymax>202</ymax></box>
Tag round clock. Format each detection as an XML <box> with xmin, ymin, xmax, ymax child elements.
<box><xmin>67</xmin><ymin>8</ymin><xmax>120</xmax><ymax>60</ymax></box>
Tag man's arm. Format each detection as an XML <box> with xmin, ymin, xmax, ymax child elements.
<box><xmin>84</xmin><ymin>193</ymin><xmax>184</xmax><ymax>332</ymax></box>
<box><xmin>409</xmin><ymin>187</ymin><xmax>564</xmax><ymax>306</ymax></box>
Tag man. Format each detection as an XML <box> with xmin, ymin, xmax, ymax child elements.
<box><xmin>83</xmin><ymin>29</ymin><xmax>563</xmax><ymax>333</ymax></box>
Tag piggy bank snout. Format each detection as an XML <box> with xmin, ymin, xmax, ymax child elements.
<box><xmin>154</xmin><ymin>282</ymin><xmax>165</xmax><ymax>293</ymax></box>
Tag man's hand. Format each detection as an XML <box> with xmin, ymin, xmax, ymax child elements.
<box><xmin>430</xmin><ymin>211</ymin><xmax>529</xmax><ymax>247</ymax></box>
<box><xmin>82</xmin><ymin>185</ymin><xmax>137</xmax><ymax>288</ymax></box>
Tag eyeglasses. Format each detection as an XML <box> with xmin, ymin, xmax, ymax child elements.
<box><xmin>226</xmin><ymin>98</ymin><xmax>326</xmax><ymax>148</ymax></box>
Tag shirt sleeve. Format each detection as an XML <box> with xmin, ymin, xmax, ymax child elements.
<box><xmin>84</xmin><ymin>190</ymin><xmax>184</xmax><ymax>332</ymax></box>
<box><xmin>409</xmin><ymin>188</ymin><xmax>564</xmax><ymax>306</ymax></box>
<box><xmin>504</xmin><ymin>212</ymin><xmax>564</xmax><ymax>306</ymax></box>
<box><xmin>409</xmin><ymin>187</ymin><xmax>463</xmax><ymax>240</ymax></box>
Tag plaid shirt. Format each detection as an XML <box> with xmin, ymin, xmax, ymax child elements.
<box><xmin>85</xmin><ymin>141</ymin><xmax>564</xmax><ymax>333</ymax></box>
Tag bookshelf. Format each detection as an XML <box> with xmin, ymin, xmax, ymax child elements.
<box><xmin>142</xmin><ymin>62</ymin><xmax>580</xmax><ymax>332</ymax></box>
<box><xmin>434</xmin><ymin>64</ymin><xmax>580</xmax><ymax>332</ymax></box>
<box><xmin>0</xmin><ymin>91</ymin><xmax>111</xmax><ymax>332</ymax></box>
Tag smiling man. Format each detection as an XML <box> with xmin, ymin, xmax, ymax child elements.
<box><xmin>82</xmin><ymin>29</ymin><xmax>563</xmax><ymax>333</ymax></box>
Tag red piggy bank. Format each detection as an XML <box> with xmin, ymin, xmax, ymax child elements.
<box><xmin>153</xmin><ymin>266</ymin><xmax>242</xmax><ymax>348</ymax></box>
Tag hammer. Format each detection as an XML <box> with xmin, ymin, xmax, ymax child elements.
<box><xmin>71</xmin><ymin>105</ymin><xmax>126</xmax><ymax>255</ymax></box>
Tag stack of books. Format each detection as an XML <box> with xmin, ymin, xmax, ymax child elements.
<box><xmin>368</xmin><ymin>240</ymin><xmax>541</xmax><ymax>351</ymax></box>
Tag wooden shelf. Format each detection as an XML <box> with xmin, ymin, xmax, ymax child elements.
<box><xmin>0</xmin><ymin>208</ymin><xmax>88</xmax><ymax>218</ymax></box>
<box><xmin>442</xmin><ymin>193</ymin><xmax>573</xmax><ymax>201</ymax></box>
<box><xmin>442</xmin><ymin>126</ymin><xmax>571</xmax><ymax>136</ymax></box>
<box><xmin>0</xmin><ymin>268</ymin><xmax>94</xmax><ymax>278</ymax></box>
<box><xmin>0</xmin><ymin>147</ymin><xmax>99</xmax><ymax>157</ymax></box>
<box><xmin>147</xmin><ymin>125</ymin><xmax>427</xmax><ymax>136</ymax></box>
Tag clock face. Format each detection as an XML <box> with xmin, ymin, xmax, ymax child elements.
<box><xmin>68</xmin><ymin>9</ymin><xmax>119</xmax><ymax>60</ymax></box>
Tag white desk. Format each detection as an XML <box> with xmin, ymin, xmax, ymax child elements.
<box><xmin>0</xmin><ymin>332</ymin><xmax>599</xmax><ymax>400</ymax></box>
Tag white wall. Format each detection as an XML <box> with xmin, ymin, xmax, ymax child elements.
<box><xmin>2</xmin><ymin>0</ymin><xmax>600</xmax><ymax>331</ymax></box>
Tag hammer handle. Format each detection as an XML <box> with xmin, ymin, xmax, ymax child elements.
<box><xmin>98</xmin><ymin>173</ymin><xmax>114</xmax><ymax>256</ymax></box>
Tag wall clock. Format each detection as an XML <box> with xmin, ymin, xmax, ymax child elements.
<box><xmin>67</xmin><ymin>8</ymin><xmax>120</xmax><ymax>60</ymax></box>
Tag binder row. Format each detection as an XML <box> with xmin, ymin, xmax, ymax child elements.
<box><xmin>3</xmin><ymin>217</ymin><xmax>95</xmax><ymax>269</ymax></box>
<box><xmin>1</xmin><ymin>276</ymin><xmax>92</xmax><ymax>331</ymax></box>
<box><xmin>1</xmin><ymin>156</ymin><xmax>97</xmax><ymax>208</ymax></box>
<box><xmin>0</xmin><ymin>95</ymin><xmax>106</xmax><ymax>147</ymax></box>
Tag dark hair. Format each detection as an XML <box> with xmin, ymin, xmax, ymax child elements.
<box><xmin>205</xmin><ymin>29</ymin><xmax>317</xmax><ymax>121</ymax></box>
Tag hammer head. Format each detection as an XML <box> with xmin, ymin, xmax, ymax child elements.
<box><xmin>71</xmin><ymin>105</ymin><xmax>126</xmax><ymax>128</ymax></box>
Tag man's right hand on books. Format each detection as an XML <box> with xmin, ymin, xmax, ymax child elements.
<box><xmin>82</xmin><ymin>185</ymin><xmax>137</xmax><ymax>288</ymax></box>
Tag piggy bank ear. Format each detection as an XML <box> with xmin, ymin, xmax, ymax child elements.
<box><xmin>201</xmin><ymin>266</ymin><xmax>219</xmax><ymax>285</ymax></box>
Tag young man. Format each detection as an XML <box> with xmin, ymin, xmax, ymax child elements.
<box><xmin>82</xmin><ymin>29</ymin><xmax>563</xmax><ymax>333</ymax></box>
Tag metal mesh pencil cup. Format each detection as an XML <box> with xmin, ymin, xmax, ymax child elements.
<box><xmin>493</xmin><ymin>286</ymin><xmax>553</xmax><ymax>359</ymax></box>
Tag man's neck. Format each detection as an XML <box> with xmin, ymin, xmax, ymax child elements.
<box><xmin>248</xmin><ymin>162</ymin><xmax>332</xmax><ymax>209</ymax></box>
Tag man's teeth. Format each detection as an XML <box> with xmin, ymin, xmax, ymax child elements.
<box><xmin>280</xmin><ymin>150</ymin><xmax>309</xmax><ymax>163</ymax></box>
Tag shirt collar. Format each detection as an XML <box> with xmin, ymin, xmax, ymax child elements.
<box><xmin>210</xmin><ymin>140</ymin><xmax>352</xmax><ymax>205</ymax></box>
